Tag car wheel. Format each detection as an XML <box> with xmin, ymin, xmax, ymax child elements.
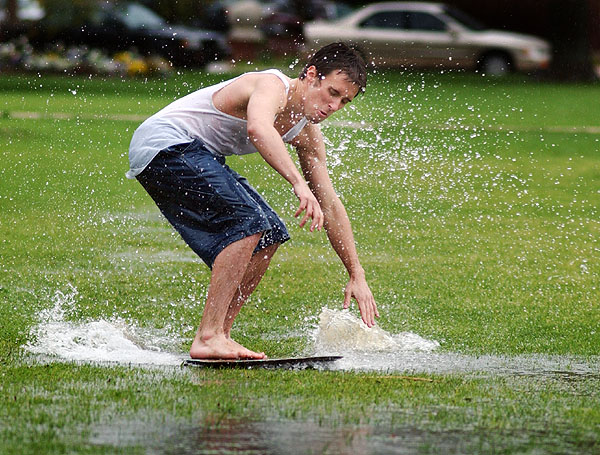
<box><xmin>479</xmin><ymin>53</ymin><xmax>511</xmax><ymax>76</ymax></box>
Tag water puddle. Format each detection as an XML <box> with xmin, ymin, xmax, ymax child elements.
<box><xmin>91</xmin><ymin>417</ymin><xmax>401</xmax><ymax>454</ymax></box>
<box><xmin>90</xmin><ymin>415</ymin><xmax>587</xmax><ymax>455</ymax></box>
<box><xmin>24</xmin><ymin>286</ymin><xmax>599</xmax><ymax>378</ymax></box>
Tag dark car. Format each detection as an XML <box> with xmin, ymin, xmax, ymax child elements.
<box><xmin>201</xmin><ymin>0</ymin><xmax>352</xmax><ymax>36</ymax></box>
<box><xmin>261</xmin><ymin>0</ymin><xmax>353</xmax><ymax>38</ymax></box>
<box><xmin>31</xmin><ymin>1</ymin><xmax>229</xmax><ymax>68</ymax></box>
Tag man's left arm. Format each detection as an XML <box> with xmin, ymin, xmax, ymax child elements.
<box><xmin>293</xmin><ymin>125</ymin><xmax>379</xmax><ymax>327</ymax></box>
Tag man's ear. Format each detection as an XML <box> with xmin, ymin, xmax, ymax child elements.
<box><xmin>305</xmin><ymin>65</ymin><xmax>320</xmax><ymax>84</ymax></box>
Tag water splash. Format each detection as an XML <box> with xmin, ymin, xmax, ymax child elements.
<box><xmin>25</xmin><ymin>285</ymin><xmax>184</xmax><ymax>366</ymax></box>
<box><xmin>310</xmin><ymin>308</ymin><xmax>600</xmax><ymax>377</ymax></box>
<box><xmin>313</xmin><ymin>308</ymin><xmax>440</xmax><ymax>355</ymax></box>
<box><xmin>25</xmin><ymin>293</ymin><xmax>600</xmax><ymax>377</ymax></box>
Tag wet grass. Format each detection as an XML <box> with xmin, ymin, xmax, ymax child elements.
<box><xmin>1</xmin><ymin>70</ymin><xmax>599</xmax><ymax>453</ymax></box>
<box><xmin>2</xmin><ymin>363</ymin><xmax>599</xmax><ymax>454</ymax></box>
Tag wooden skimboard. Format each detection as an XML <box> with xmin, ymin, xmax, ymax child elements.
<box><xmin>182</xmin><ymin>355</ymin><xmax>342</xmax><ymax>370</ymax></box>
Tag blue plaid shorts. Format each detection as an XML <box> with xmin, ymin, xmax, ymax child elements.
<box><xmin>136</xmin><ymin>139</ymin><xmax>290</xmax><ymax>268</ymax></box>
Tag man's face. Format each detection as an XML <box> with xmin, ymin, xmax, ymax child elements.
<box><xmin>303</xmin><ymin>67</ymin><xmax>360</xmax><ymax>124</ymax></box>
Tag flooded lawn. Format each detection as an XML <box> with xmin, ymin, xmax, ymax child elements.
<box><xmin>2</xmin><ymin>71</ymin><xmax>599</xmax><ymax>454</ymax></box>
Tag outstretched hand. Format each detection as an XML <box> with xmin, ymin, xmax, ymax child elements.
<box><xmin>293</xmin><ymin>182</ymin><xmax>324</xmax><ymax>232</ymax></box>
<box><xmin>343</xmin><ymin>274</ymin><xmax>379</xmax><ymax>328</ymax></box>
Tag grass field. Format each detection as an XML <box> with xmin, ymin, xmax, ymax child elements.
<box><xmin>1</xmin><ymin>68</ymin><xmax>599</xmax><ymax>454</ymax></box>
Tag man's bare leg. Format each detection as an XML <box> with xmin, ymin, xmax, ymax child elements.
<box><xmin>224</xmin><ymin>243</ymin><xmax>279</xmax><ymax>344</ymax></box>
<box><xmin>189</xmin><ymin>233</ymin><xmax>264</xmax><ymax>359</ymax></box>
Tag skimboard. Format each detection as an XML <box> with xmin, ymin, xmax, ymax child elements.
<box><xmin>182</xmin><ymin>355</ymin><xmax>342</xmax><ymax>370</ymax></box>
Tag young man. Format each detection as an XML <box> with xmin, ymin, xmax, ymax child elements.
<box><xmin>127</xmin><ymin>42</ymin><xmax>379</xmax><ymax>360</ymax></box>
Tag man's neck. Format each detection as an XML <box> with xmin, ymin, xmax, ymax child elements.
<box><xmin>286</xmin><ymin>78</ymin><xmax>307</xmax><ymax>122</ymax></box>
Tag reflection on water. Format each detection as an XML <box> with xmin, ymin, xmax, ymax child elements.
<box><xmin>91</xmin><ymin>417</ymin><xmax>372</xmax><ymax>455</ymax></box>
<box><xmin>91</xmin><ymin>416</ymin><xmax>584</xmax><ymax>455</ymax></box>
<box><xmin>157</xmin><ymin>419</ymin><xmax>370</xmax><ymax>455</ymax></box>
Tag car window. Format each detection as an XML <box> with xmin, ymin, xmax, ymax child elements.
<box><xmin>89</xmin><ymin>8</ymin><xmax>113</xmax><ymax>27</ymax></box>
<box><xmin>442</xmin><ymin>6</ymin><xmax>486</xmax><ymax>31</ymax></box>
<box><xmin>359</xmin><ymin>11</ymin><xmax>404</xmax><ymax>29</ymax></box>
<box><xmin>118</xmin><ymin>2</ymin><xmax>165</xmax><ymax>29</ymax></box>
<box><xmin>404</xmin><ymin>12</ymin><xmax>447</xmax><ymax>32</ymax></box>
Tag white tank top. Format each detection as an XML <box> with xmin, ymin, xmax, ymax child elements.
<box><xmin>126</xmin><ymin>69</ymin><xmax>308</xmax><ymax>179</ymax></box>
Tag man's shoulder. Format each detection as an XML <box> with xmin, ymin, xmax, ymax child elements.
<box><xmin>214</xmin><ymin>70</ymin><xmax>288</xmax><ymax>107</ymax></box>
<box><xmin>243</xmin><ymin>69</ymin><xmax>290</xmax><ymax>92</ymax></box>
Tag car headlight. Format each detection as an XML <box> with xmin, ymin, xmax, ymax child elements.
<box><xmin>521</xmin><ymin>46</ymin><xmax>550</xmax><ymax>60</ymax></box>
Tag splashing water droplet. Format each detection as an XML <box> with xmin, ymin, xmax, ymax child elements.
<box><xmin>25</xmin><ymin>285</ymin><xmax>184</xmax><ymax>366</ymax></box>
<box><xmin>312</xmin><ymin>308</ymin><xmax>439</xmax><ymax>354</ymax></box>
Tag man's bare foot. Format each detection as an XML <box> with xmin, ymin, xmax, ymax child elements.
<box><xmin>227</xmin><ymin>336</ymin><xmax>266</xmax><ymax>359</ymax></box>
<box><xmin>190</xmin><ymin>333</ymin><xmax>266</xmax><ymax>360</ymax></box>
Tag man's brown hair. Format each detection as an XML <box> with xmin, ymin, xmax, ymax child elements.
<box><xmin>300</xmin><ymin>42</ymin><xmax>367</xmax><ymax>94</ymax></box>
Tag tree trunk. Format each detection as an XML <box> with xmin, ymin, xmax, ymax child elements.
<box><xmin>6</xmin><ymin>0</ymin><xmax>18</xmax><ymax>25</ymax></box>
<box><xmin>548</xmin><ymin>0</ymin><xmax>597</xmax><ymax>81</ymax></box>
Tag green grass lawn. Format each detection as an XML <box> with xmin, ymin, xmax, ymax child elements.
<box><xmin>1</xmin><ymin>69</ymin><xmax>599</xmax><ymax>454</ymax></box>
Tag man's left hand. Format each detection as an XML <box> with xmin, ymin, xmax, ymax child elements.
<box><xmin>343</xmin><ymin>274</ymin><xmax>379</xmax><ymax>328</ymax></box>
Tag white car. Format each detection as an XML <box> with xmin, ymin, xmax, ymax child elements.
<box><xmin>304</xmin><ymin>2</ymin><xmax>551</xmax><ymax>75</ymax></box>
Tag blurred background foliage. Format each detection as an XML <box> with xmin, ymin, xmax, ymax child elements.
<box><xmin>40</xmin><ymin>0</ymin><xmax>95</xmax><ymax>32</ymax></box>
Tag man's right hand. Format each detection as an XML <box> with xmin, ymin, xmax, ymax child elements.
<box><xmin>293</xmin><ymin>182</ymin><xmax>324</xmax><ymax>232</ymax></box>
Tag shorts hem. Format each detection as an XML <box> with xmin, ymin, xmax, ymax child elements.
<box><xmin>261</xmin><ymin>232</ymin><xmax>290</xmax><ymax>246</ymax></box>
<box><xmin>206</xmin><ymin>223</ymin><xmax>271</xmax><ymax>269</ymax></box>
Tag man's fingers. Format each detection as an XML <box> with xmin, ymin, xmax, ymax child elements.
<box><xmin>316</xmin><ymin>208</ymin><xmax>324</xmax><ymax>231</ymax></box>
<box><xmin>294</xmin><ymin>199</ymin><xmax>307</xmax><ymax>218</ymax></box>
<box><xmin>362</xmin><ymin>302</ymin><xmax>374</xmax><ymax>327</ymax></box>
<box><xmin>345</xmin><ymin>278</ymin><xmax>378</xmax><ymax>327</ymax></box>
<box><xmin>310</xmin><ymin>209</ymin><xmax>322</xmax><ymax>232</ymax></box>
<box><xmin>369</xmin><ymin>297</ymin><xmax>378</xmax><ymax>325</ymax></box>
<box><xmin>295</xmin><ymin>198</ymin><xmax>323</xmax><ymax>231</ymax></box>
<box><xmin>357</xmin><ymin>294</ymin><xmax>378</xmax><ymax>327</ymax></box>
<box><xmin>302</xmin><ymin>201</ymin><xmax>314</xmax><ymax>228</ymax></box>
<box><xmin>300</xmin><ymin>211</ymin><xmax>310</xmax><ymax>228</ymax></box>
<box><xmin>343</xmin><ymin>289</ymin><xmax>351</xmax><ymax>309</ymax></box>
<box><xmin>313</xmin><ymin>201</ymin><xmax>324</xmax><ymax>231</ymax></box>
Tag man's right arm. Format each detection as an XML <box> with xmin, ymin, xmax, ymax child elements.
<box><xmin>246</xmin><ymin>76</ymin><xmax>323</xmax><ymax>231</ymax></box>
<box><xmin>293</xmin><ymin>123</ymin><xmax>379</xmax><ymax>327</ymax></box>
